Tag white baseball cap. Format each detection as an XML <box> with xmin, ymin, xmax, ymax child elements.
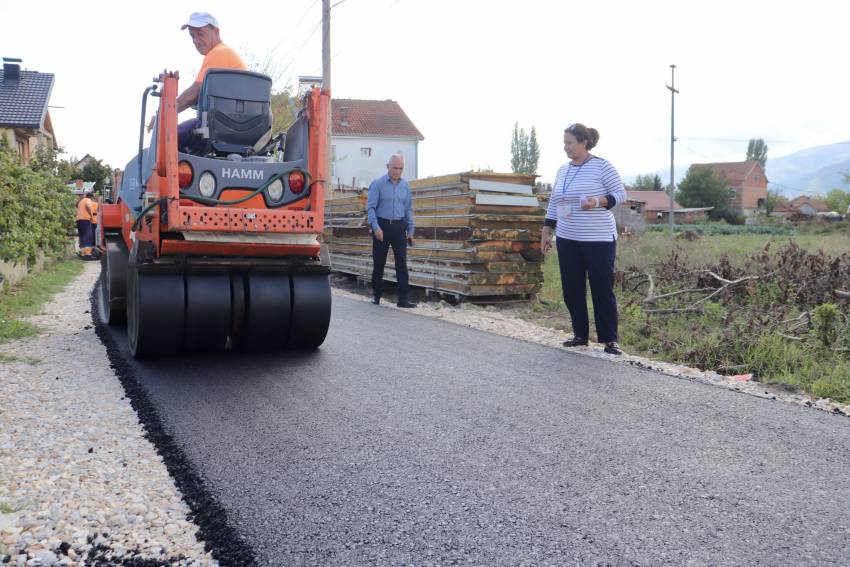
<box><xmin>181</xmin><ymin>12</ymin><xmax>219</xmax><ymax>30</ymax></box>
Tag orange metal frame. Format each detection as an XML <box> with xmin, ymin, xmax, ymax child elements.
<box><xmin>123</xmin><ymin>71</ymin><xmax>329</xmax><ymax>259</ymax></box>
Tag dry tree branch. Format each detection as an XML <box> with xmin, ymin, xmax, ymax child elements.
<box><xmin>835</xmin><ymin>289</ymin><xmax>850</xmax><ymax>299</ymax></box>
<box><xmin>645</xmin><ymin>287</ymin><xmax>714</xmax><ymax>305</ymax></box>
<box><xmin>644</xmin><ymin>306</ymin><xmax>704</xmax><ymax>315</ymax></box>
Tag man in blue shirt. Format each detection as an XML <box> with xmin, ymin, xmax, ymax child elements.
<box><xmin>367</xmin><ymin>154</ymin><xmax>416</xmax><ymax>308</ymax></box>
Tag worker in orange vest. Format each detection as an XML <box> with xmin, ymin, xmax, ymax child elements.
<box><xmin>76</xmin><ymin>192</ymin><xmax>96</xmax><ymax>260</ymax></box>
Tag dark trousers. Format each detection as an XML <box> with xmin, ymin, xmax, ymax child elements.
<box><xmin>556</xmin><ymin>237</ymin><xmax>618</xmax><ymax>343</ymax></box>
<box><xmin>178</xmin><ymin>118</ymin><xmax>200</xmax><ymax>152</ymax></box>
<box><xmin>372</xmin><ymin>218</ymin><xmax>409</xmax><ymax>303</ymax></box>
<box><xmin>76</xmin><ymin>220</ymin><xmax>93</xmax><ymax>248</ymax></box>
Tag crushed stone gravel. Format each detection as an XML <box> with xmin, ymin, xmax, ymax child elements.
<box><xmin>0</xmin><ymin>262</ymin><xmax>216</xmax><ymax>566</ymax></box>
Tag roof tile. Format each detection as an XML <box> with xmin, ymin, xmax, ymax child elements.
<box><xmin>627</xmin><ymin>190</ymin><xmax>681</xmax><ymax>211</ymax></box>
<box><xmin>691</xmin><ymin>160</ymin><xmax>767</xmax><ymax>184</ymax></box>
<box><xmin>332</xmin><ymin>99</ymin><xmax>423</xmax><ymax>140</ymax></box>
<box><xmin>0</xmin><ymin>69</ymin><xmax>54</xmax><ymax>129</ymax></box>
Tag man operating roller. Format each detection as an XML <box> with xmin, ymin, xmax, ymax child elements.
<box><xmin>148</xmin><ymin>12</ymin><xmax>246</xmax><ymax>151</ymax></box>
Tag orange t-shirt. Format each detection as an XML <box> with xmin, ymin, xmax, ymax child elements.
<box><xmin>90</xmin><ymin>201</ymin><xmax>99</xmax><ymax>224</ymax></box>
<box><xmin>76</xmin><ymin>197</ymin><xmax>93</xmax><ymax>222</ymax></box>
<box><xmin>195</xmin><ymin>42</ymin><xmax>246</xmax><ymax>84</ymax></box>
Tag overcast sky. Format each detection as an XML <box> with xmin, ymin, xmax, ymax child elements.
<box><xmin>3</xmin><ymin>0</ymin><xmax>849</xmax><ymax>183</ymax></box>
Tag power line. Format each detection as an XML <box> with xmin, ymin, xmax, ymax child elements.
<box><xmin>269</xmin><ymin>0</ymin><xmax>321</xmax><ymax>56</ymax></box>
<box><xmin>276</xmin><ymin>17</ymin><xmax>324</xmax><ymax>81</ymax></box>
<box><xmin>678</xmin><ymin>136</ymin><xmax>790</xmax><ymax>144</ymax></box>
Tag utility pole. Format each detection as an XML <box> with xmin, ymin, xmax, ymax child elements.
<box><xmin>322</xmin><ymin>0</ymin><xmax>332</xmax><ymax>188</ymax></box>
<box><xmin>666</xmin><ymin>64</ymin><xmax>678</xmax><ymax>237</ymax></box>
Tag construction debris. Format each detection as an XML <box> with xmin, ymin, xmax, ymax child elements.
<box><xmin>323</xmin><ymin>172</ymin><xmax>546</xmax><ymax>301</ymax></box>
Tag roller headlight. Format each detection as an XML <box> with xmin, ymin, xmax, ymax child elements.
<box><xmin>199</xmin><ymin>171</ymin><xmax>216</xmax><ymax>197</ymax></box>
<box><xmin>267</xmin><ymin>178</ymin><xmax>284</xmax><ymax>201</ymax></box>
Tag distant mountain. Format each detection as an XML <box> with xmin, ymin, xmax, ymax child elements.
<box><xmin>626</xmin><ymin>141</ymin><xmax>850</xmax><ymax>197</ymax></box>
<box><xmin>765</xmin><ymin>142</ymin><xmax>850</xmax><ymax>197</ymax></box>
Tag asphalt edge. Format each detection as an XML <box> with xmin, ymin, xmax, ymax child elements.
<box><xmin>89</xmin><ymin>281</ymin><xmax>258</xmax><ymax>567</ymax></box>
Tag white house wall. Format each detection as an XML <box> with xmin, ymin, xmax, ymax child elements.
<box><xmin>331</xmin><ymin>136</ymin><xmax>418</xmax><ymax>189</ymax></box>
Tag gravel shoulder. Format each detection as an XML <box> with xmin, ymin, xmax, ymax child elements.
<box><xmin>0</xmin><ymin>262</ymin><xmax>215</xmax><ymax>566</ymax></box>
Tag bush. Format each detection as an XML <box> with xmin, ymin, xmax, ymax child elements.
<box><xmin>646</xmin><ymin>223</ymin><xmax>795</xmax><ymax>236</ymax></box>
<box><xmin>0</xmin><ymin>141</ymin><xmax>76</xmax><ymax>263</ymax></box>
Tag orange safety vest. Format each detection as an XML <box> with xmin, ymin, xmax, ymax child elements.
<box><xmin>76</xmin><ymin>197</ymin><xmax>93</xmax><ymax>222</ymax></box>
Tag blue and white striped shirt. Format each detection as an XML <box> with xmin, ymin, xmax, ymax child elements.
<box><xmin>545</xmin><ymin>156</ymin><xmax>626</xmax><ymax>242</ymax></box>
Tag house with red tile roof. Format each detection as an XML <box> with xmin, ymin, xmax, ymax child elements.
<box><xmin>626</xmin><ymin>190</ymin><xmax>712</xmax><ymax>224</ymax></box>
<box><xmin>690</xmin><ymin>160</ymin><xmax>768</xmax><ymax>219</ymax></box>
<box><xmin>771</xmin><ymin>195</ymin><xmax>830</xmax><ymax>218</ymax></box>
<box><xmin>331</xmin><ymin>99</ymin><xmax>423</xmax><ymax>188</ymax></box>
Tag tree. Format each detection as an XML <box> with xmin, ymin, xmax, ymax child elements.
<box><xmin>271</xmin><ymin>89</ymin><xmax>298</xmax><ymax>135</ymax></box>
<box><xmin>80</xmin><ymin>157</ymin><xmax>112</xmax><ymax>194</ymax></box>
<box><xmin>527</xmin><ymin>127</ymin><xmax>539</xmax><ymax>176</ymax></box>
<box><xmin>511</xmin><ymin>123</ymin><xmax>522</xmax><ymax>174</ymax></box>
<box><xmin>765</xmin><ymin>189</ymin><xmax>787</xmax><ymax>215</ymax></box>
<box><xmin>676</xmin><ymin>166</ymin><xmax>735</xmax><ymax>222</ymax></box>
<box><xmin>746</xmin><ymin>138</ymin><xmax>768</xmax><ymax>167</ymax></box>
<box><xmin>633</xmin><ymin>173</ymin><xmax>664</xmax><ymax>191</ymax></box>
<box><xmin>510</xmin><ymin>122</ymin><xmax>538</xmax><ymax>175</ymax></box>
<box><xmin>823</xmin><ymin>188</ymin><xmax>850</xmax><ymax>214</ymax></box>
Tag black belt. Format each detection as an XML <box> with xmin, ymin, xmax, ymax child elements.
<box><xmin>378</xmin><ymin>217</ymin><xmax>405</xmax><ymax>224</ymax></box>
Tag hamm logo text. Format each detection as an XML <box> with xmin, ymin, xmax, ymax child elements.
<box><xmin>221</xmin><ymin>168</ymin><xmax>264</xmax><ymax>180</ymax></box>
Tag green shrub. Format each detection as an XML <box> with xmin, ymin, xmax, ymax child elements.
<box><xmin>812</xmin><ymin>303</ymin><xmax>841</xmax><ymax>348</ymax></box>
<box><xmin>646</xmin><ymin>223</ymin><xmax>795</xmax><ymax>236</ymax></box>
<box><xmin>0</xmin><ymin>140</ymin><xmax>76</xmax><ymax>263</ymax></box>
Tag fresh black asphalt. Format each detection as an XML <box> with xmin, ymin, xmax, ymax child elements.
<box><xmin>98</xmin><ymin>295</ymin><xmax>850</xmax><ymax>566</ymax></box>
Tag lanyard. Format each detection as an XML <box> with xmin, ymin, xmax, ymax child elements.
<box><xmin>561</xmin><ymin>156</ymin><xmax>591</xmax><ymax>194</ymax></box>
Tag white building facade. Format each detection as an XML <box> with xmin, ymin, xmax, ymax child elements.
<box><xmin>332</xmin><ymin>136</ymin><xmax>419</xmax><ymax>189</ymax></box>
<box><xmin>331</xmin><ymin>99</ymin><xmax>423</xmax><ymax>189</ymax></box>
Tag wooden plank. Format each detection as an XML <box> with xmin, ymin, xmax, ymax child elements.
<box><xmin>469</xmin><ymin>178</ymin><xmax>533</xmax><ymax>195</ymax></box>
<box><xmin>474</xmin><ymin>193</ymin><xmax>540</xmax><ymax>207</ymax></box>
<box><xmin>409</xmin><ymin>174</ymin><xmax>465</xmax><ymax>189</ymax></box>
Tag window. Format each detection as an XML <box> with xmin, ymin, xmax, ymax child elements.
<box><xmin>15</xmin><ymin>138</ymin><xmax>26</xmax><ymax>158</ymax></box>
<box><xmin>360</xmin><ymin>147</ymin><xmax>371</xmax><ymax>157</ymax></box>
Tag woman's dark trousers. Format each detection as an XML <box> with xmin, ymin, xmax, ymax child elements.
<box><xmin>556</xmin><ymin>237</ymin><xmax>618</xmax><ymax>343</ymax></box>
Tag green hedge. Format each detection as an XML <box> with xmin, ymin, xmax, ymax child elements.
<box><xmin>646</xmin><ymin>223</ymin><xmax>796</xmax><ymax>236</ymax></box>
<box><xmin>0</xmin><ymin>142</ymin><xmax>77</xmax><ymax>263</ymax></box>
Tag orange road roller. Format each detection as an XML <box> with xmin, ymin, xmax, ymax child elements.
<box><xmin>96</xmin><ymin>70</ymin><xmax>332</xmax><ymax>357</ymax></box>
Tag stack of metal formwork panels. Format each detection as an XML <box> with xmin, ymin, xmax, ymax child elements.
<box><xmin>323</xmin><ymin>172</ymin><xmax>545</xmax><ymax>300</ymax></box>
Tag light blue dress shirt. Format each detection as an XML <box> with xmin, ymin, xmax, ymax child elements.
<box><xmin>366</xmin><ymin>174</ymin><xmax>415</xmax><ymax>237</ymax></box>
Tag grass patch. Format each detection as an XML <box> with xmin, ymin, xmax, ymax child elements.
<box><xmin>0</xmin><ymin>259</ymin><xmax>85</xmax><ymax>344</ymax></box>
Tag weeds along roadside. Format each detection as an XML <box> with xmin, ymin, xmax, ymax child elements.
<box><xmin>0</xmin><ymin>259</ymin><xmax>85</xmax><ymax>347</ymax></box>
<box><xmin>536</xmin><ymin>232</ymin><xmax>850</xmax><ymax>403</ymax></box>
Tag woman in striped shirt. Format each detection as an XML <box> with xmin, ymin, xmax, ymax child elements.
<box><xmin>541</xmin><ymin>123</ymin><xmax>627</xmax><ymax>355</ymax></box>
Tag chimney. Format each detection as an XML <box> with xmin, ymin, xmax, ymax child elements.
<box><xmin>340</xmin><ymin>107</ymin><xmax>349</xmax><ymax>127</ymax></box>
<box><xmin>2</xmin><ymin>57</ymin><xmax>22</xmax><ymax>83</ymax></box>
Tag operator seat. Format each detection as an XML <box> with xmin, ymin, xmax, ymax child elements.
<box><xmin>194</xmin><ymin>69</ymin><xmax>273</xmax><ymax>156</ymax></box>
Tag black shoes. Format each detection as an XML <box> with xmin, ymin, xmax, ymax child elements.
<box><xmin>562</xmin><ymin>337</ymin><xmax>589</xmax><ymax>347</ymax></box>
<box><xmin>396</xmin><ymin>301</ymin><xmax>417</xmax><ymax>308</ymax></box>
<box><xmin>371</xmin><ymin>296</ymin><xmax>381</xmax><ymax>305</ymax></box>
<box><xmin>604</xmin><ymin>342</ymin><xmax>623</xmax><ymax>355</ymax></box>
